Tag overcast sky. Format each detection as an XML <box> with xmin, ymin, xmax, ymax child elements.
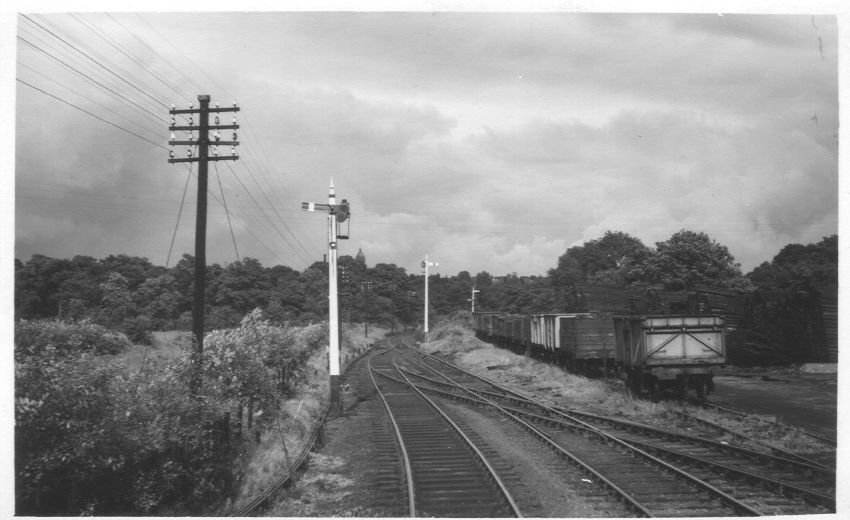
<box><xmin>8</xmin><ymin>6</ymin><xmax>842</xmax><ymax>277</ymax></box>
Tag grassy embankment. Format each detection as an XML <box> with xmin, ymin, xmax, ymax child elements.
<box><xmin>223</xmin><ymin>322</ymin><xmax>387</xmax><ymax>514</ymax></box>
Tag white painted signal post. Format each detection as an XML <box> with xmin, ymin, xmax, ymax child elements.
<box><xmin>302</xmin><ymin>180</ymin><xmax>349</xmax><ymax>416</ymax></box>
<box><xmin>422</xmin><ymin>254</ymin><xmax>438</xmax><ymax>341</ymax></box>
<box><xmin>470</xmin><ymin>286</ymin><xmax>480</xmax><ymax>312</ymax></box>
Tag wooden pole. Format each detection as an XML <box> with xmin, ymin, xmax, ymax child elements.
<box><xmin>191</xmin><ymin>94</ymin><xmax>210</xmax><ymax>395</ymax></box>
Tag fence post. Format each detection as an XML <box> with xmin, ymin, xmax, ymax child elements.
<box><xmin>222</xmin><ymin>412</ymin><xmax>230</xmax><ymax>450</ymax></box>
<box><xmin>235</xmin><ymin>403</ymin><xmax>243</xmax><ymax>440</ymax></box>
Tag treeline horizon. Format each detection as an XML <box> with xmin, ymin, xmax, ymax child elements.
<box><xmin>15</xmin><ymin>229</ymin><xmax>837</xmax><ymax>343</ymax></box>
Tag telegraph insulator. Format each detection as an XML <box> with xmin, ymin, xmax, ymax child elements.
<box><xmin>189</xmin><ymin>102</ymin><xmax>193</xmax><ymax>109</ymax></box>
<box><xmin>232</xmin><ymin>115</ymin><xmax>237</xmax><ymax>124</ymax></box>
<box><xmin>214</xmin><ymin>130</ymin><xmax>221</xmax><ymax>141</ymax></box>
<box><xmin>170</xmin><ymin>131</ymin><xmax>176</xmax><ymax>140</ymax></box>
<box><xmin>213</xmin><ymin>145</ymin><xmax>219</xmax><ymax>157</ymax></box>
<box><xmin>171</xmin><ymin>102</ymin><xmax>175</xmax><ymax>109</ymax></box>
<box><xmin>214</xmin><ymin>115</ymin><xmax>220</xmax><ymax>125</ymax></box>
<box><xmin>233</xmin><ymin>99</ymin><xmax>237</xmax><ymax>107</ymax></box>
<box><xmin>231</xmin><ymin>146</ymin><xmax>236</xmax><ymax>156</ymax></box>
<box><xmin>215</xmin><ymin>101</ymin><xmax>220</xmax><ymax>108</ymax></box>
<box><xmin>189</xmin><ymin>116</ymin><xmax>194</xmax><ymax>125</ymax></box>
<box><xmin>170</xmin><ymin>116</ymin><xmax>176</xmax><ymax>125</ymax></box>
<box><xmin>187</xmin><ymin>148</ymin><xmax>193</xmax><ymax>157</ymax></box>
<box><xmin>169</xmin><ymin>150</ymin><xmax>175</xmax><ymax>159</ymax></box>
<box><xmin>187</xmin><ymin>131</ymin><xmax>193</xmax><ymax>140</ymax></box>
<box><xmin>232</xmin><ymin>131</ymin><xmax>238</xmax><ymax>140</ymax></box>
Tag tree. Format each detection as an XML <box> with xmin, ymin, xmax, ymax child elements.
<box><xmin>98</xmin><ymin>273</ymin><xmax>137</xmax><ymax>328</ymax></box>
<box><xmin>133</xmin><ymin>274</ymin><xmax>182</xmax><ymax>329</ymax></box>
<box><xmin>646</xmin><ymin>230</ymin><xmax>751</xmax><ymax>291</ymax></box>
<box><xmin>747</xmin><ymin>235</ymin><xmax>837</xmax><ymax>292</ymax></box>
<box><xmin>99</xmin><ymin>255</ymin><xmax>163</xmax><ymax>291</ymax></box>
<box><xmin>549</xmin><ymin>231</ymin><xmax>652</xmax><ymax>288</ymax></box>
<box><xmin>210</xmin><ymin>258</ymin><xmax>271</xmax><ymax>316</ymax></box>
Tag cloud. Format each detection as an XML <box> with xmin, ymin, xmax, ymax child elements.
<box><xmin>13</xmin><ymin>12</ymin><xmax>839</xmax><ymax>278</ymax></box>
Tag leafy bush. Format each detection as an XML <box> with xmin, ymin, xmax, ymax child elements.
<box><xmin>14</xmin><ymin>312</ymin><xmax>328</xmax><ymax>515</ymax></box>
<box><xmin>122</xmin><ymin>315</ymin><xmax>153</xmax><ymax>345</ymax></box>
<box><xmin>15</xmin><ymin>318</ymin><xmax>130</xmax><ymax>357</ymax></box>
<box><xmin>202</xmin><ymin>309</ymin><xmax>325</xmax><ymax>412</ymax></box>
<box><xmin>15</xmin><ymin>319</ymin><xmax>227</xmax><ymax>515</ymax></box>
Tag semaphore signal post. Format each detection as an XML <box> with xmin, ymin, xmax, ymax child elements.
<box><xmin>168</xmin><ymin>94</ymin><xmax>240</xmax><ymax>395</ymax></box>
<box><xmin>302</xmin><ymin>180</ymin><xmax>350</xmax><ymax>416</ymax></box>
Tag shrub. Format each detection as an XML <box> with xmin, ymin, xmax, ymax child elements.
<box><xmin>15</xmin><ymin>318</ymin><xmax>130</xmax><ymax>357</ymax></box>
<box><xmin>14</xmin><ymin>312</ymin><xmax>328</xmax><ymax>515</ymax></box>
<box><xmin>122</xmin><ymin>315</ymin><xmax>154</xmax><ymax>345</ymax></box>
<box><xmin>201</xmin><ymin>309</ymin><xmax>323</xmax><ymax>413</ymax></box>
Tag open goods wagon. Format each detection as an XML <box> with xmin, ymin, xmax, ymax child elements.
<box><xmin>612</xmin><ymin>315</ymin><xmax>725</xmax><ymax>400</ymax></box>
<box><xmin>473</xmin><ymin>312</ymin><xmax>615</xmax><ymax>374</ymax></box>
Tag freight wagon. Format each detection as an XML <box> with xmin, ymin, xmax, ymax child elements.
<box><xmin>612</xmin><ymin>315</ymin><xmax>725</xmax><ymax>400</ymax></box>
<box><xmin>473</xmin><ymin>312</ymin><xmax>615</xmax><ymax>375</ymax></box>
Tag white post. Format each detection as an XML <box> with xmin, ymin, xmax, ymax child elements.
<box><xmin>471</xmin><ymin>286</ymin><xmax>480</xmax><ymax>313</ymax></box>
<box><xmin>422</xmin><ymin>254</ymin><xmax>438</xmax><ymax>341</ymax></box>
<box><xmin>424</xmin><ymin>253</ymin><xmax>429</xmax><ymax>337</ymax></box>
<box><xmin>327</xmin><ymin>180</ymin><xmax>341</xmax><ymax>415</ymax></box>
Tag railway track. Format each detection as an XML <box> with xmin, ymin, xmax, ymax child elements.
<box><xmin>671</xmin><ymin>405</ymin><xmax>837</xmax><ymax>471</ymax></box>
<box><xmin>400</xmin><ymin>346</ymin><xmax>835</xmax><ymax>516</ymax></box>
<box><xmin>369</xmin><ymin>349</ymin><xmax>522</xmax><ymax>517</ymax></box>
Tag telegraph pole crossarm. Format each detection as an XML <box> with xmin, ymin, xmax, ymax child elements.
<box><xmin>168</xmin><ymin>99</ymin><xmax>241</xmax><ymax>164</ymax></box>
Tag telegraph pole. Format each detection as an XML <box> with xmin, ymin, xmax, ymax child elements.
<box><xmin>168</xmin><ymin>95</ymin><xmax>240</xmax><ymax>394</ymax></box>
<box><xmin>302</xmin><ymin>181</ymin><xmax>350</xmax><ymax>416</ymax></box>
<box><xmin>422</xmin><ymin>254</ymin><xmax>438</xmax><ymax>341</ymax></box>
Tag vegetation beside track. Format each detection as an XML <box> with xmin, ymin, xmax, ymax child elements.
<box><xmin>14</xmin><ymin>312</ymin><xmax>341</xmax><ymax>515</ymax></box>
<box><xmin>223</xmin><ymin>323</ymin><xmax>387</xmax><ymax>515</ymax></box>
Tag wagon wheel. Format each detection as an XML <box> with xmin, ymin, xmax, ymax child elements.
<box><xmin>648</xmin><ymin>380</ymin><xmax>660</xmax><ymax>403</ymax></box>
<box><xmin>695</xmin><ymin>379</ymin><xmax>706</xmax><ymax>401</ymax></box>
<box><xmin>676</xmin><ymin>376</ymin><xmax>687</xmax><ymax>403</ymax></box>
<box><xmin>627</xmin><ymin>371</ymin><xmax>642</xmax><ymax>397</ymax></box>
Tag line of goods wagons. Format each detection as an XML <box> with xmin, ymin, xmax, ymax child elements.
<box><xmin>472</xmin><ymin>311</ymin><xmax>726</xmax><ymax>400</ymax></box>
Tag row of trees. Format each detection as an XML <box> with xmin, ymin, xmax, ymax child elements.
<box><xmin>14</xmin><ymin>254</ymin><xmax>431</xmax><ymax>338</ymax></box>
<box><xmin>14</xmin><ymin>230</ymin><xmax>837</xmax><ymax>339</ymax></box>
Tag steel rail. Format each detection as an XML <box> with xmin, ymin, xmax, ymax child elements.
<box><xmin>368</xmin><ymin>352</ymin><xmax>417</xmax><ymax>517</ymax></box>
<box><xmin>388</xmin><ymin>352</ymin><xmax>523</xmax><ymax>518</ymax></box>
<box><xmin>560</xmin><ymin>407</ymin><xmax>835</xmax><ymax>476</ymax></box>
<box><xmin>619</xmin><ymin>436</ymin><xmax>835</xmax><ymax>511</ymax></box>
<box><xmin>411</xmin><ymin>349</ymin><xmax>835</xmax><ymax>514</ymax></box>
<box><xmin>686</xmin><ymin>399</ymin><xmax>838</xmax><ymax>458</ymax></box>
<box><xmin>394</xmin><ymin>355</ymin><xmax>655</xmax><ymax>516</ymax></box>
<box><xmin>407</xmin><ymin>371</ymin><xmax>836</xmax><ymax>512</ymax></box>
<box><xmin>418</xmin><ymin>349</ymin><xmax>834</xmax><ymax>475</ymax></box>
<box><xmin>233</xmin><ymin>401</ymin><xmax>330</xmax><ymax>516</ymax></box>
<box><xmin>400</xmin><ymin>351</ymin><xmax>762</xmax><ymax>517</ymax></box>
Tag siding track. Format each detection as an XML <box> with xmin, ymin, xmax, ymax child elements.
<box><xmin>402</xmin><ymin>346</ymin><xmax>834</xmax><ymax>516</ymax></box>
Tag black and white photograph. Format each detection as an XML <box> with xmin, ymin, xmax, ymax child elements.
<box><xmin>4</xmin><ymin>2</ymin><xmax>843</xmax><ymax>517</ymax></box>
